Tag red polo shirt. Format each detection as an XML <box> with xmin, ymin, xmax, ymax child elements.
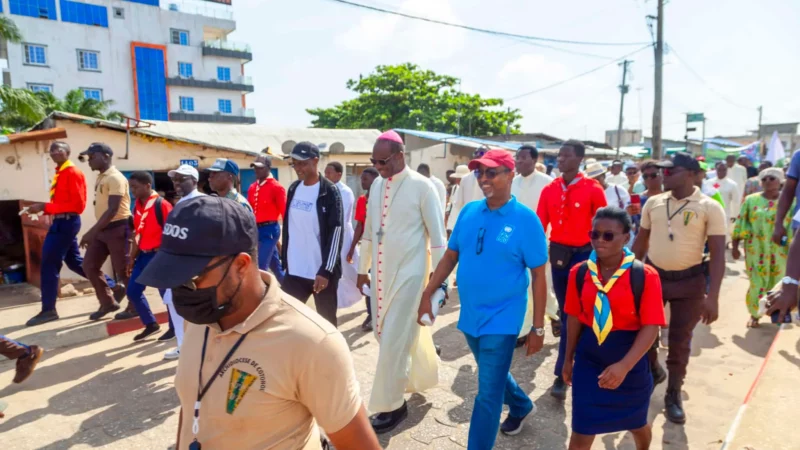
<box><xmin>565</xmin><ymin>263</ymin><xmax>666</xmax><ymax>330</ymax></box>
<box><xmin>354</xmin><ymin>195</ymin><xmax>367</xmax><ymax>225</ymax></box>
<box><xmin>536</xmin><ymin>173</ymin><xmax>607</xmax><ymax>247</ymax></box>
<box><xmin>134</xmin><ymin>194</ymin><xmax>173</xmax><ymax>251</ymax></box>
<box><xmin>44</xmin><ymin>162</ymin><xmax>87</xmax><ymax>215</ymax></box>
<box><xmin>247</xmin><ymin>177</ymin><xmax>286</xmax><ymax>223</ymax></box>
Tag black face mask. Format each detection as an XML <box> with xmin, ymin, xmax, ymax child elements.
<box><xmin>172</xmin><ymin>258</ymin><xmax>244</xmax><ymax>325</ymax></box>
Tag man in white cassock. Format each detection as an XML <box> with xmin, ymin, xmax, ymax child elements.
<box><xmin>357</xmin><ymin>130</ymin><xmax>446</xmax><ymax>434</ymax></box>
<box><xmin>710</xmin><ymin>161</ymin><xmax>742</xmax><ymax>243</ymax></box>
<box><xmin>510</xmin><ymin>144</ymin><xmax>562</xmax><ymax>342</ymax></box>
<box><xmin>325</xmin><ymin>161</ymin><xmax>363</xmax><ymax>309</ymax></box>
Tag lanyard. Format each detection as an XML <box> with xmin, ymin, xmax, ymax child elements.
<box><xmin>666</xmin><ymin>198</ymin><xmax>691</xmax><ymax>241</ymax></box>
<box><xmin>191</xmin><ymin>327</ymin><xmax>249</xmax><ymax>446</ymax></box>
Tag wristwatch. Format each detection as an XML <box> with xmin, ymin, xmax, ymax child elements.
<box><xmin>781</xmin><ymin>276</ymin><xmax>800</xmax><ymax>286</ymax></box>
<box><xmin>531</xmin><ymin>326</ymin><xmax>546</xmax><ymax>337</ymax></box>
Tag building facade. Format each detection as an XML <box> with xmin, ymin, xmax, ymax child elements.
<box><xmin>4</xmin><ymin>0</ymin><xmax>255</xmax><ymax>123</ymax></box>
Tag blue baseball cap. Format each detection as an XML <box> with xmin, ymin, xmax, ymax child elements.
<box><xmin>207</xmin><ymin>158</ymin><xmax>240</xmax><ymax>176</ymax></box>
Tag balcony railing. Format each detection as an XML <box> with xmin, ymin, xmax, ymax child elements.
<box><xmin>166</xmin><ymin>75</ymin><xmax>254</xmax><ymax>92</ymax></box>
<box><xmin>170</xmin><ymin>109</ymin><xmax>256</xmax><ymax>124</ymax></box>
<box><xmin>163</xmin><ymin>1</ymin><xmax>234</xmax><ymax>20</ymax></box>
<box><xmin>203</xmin><ymin>39</ymin><xmax>250</xmax><ymax>53</ymax></box>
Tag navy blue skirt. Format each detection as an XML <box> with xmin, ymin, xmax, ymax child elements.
<box><xmin>572</xmin><ymin>329</ymin><xmax>652</xmax><ymax>435</ymax></box>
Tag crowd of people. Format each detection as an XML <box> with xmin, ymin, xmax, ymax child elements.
<box><xmin>2</xmin><ymin>133</ymin><xmax>799</xmax><ymax>450</ymax></box>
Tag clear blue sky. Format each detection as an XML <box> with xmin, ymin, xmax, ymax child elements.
<box><xmin>230</xmin><ymin>0</ymin><xmax>800</xmax><ymax>144</ymax></box>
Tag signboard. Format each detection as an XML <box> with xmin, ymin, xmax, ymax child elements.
<box><xmin>180</xmin><ymin>159</ymin><xmax>199</xmax><ymax>168</ymax></box>
<box><xmin>687</xmin><ymin>113</ymin><xmax>705</xmax><ymax>123</ymax></box>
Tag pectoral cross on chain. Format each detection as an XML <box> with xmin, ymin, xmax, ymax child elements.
<box><xmin>377</xmin><ymin>227</ymin><xmax>385</xmax><ymax>244</ymax></box>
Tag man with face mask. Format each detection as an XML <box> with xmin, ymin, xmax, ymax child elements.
<box><xmin>137</xmin><ymin>195</ymin><xmax>380</xmax><ymax>450</ymax></box>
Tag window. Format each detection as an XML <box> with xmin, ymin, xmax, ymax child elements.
<box><xmin>170</xmin><ymin>29</ymin><xmax>189</xmax><ymax>46</ymax></box>
<box><xmin>179</xmin><ymin>96</ymin><xmax>194</xmax><ymax>112</ymax></box>
<box><xmin>178</xmin><ymin>62</ymin><xmax>192</xmax><ymax>78</ymax></box>
<box><xmin>60</xmin><ymin>0</ymin><xmax>108</xmax><ymax>27</ymax></box>
<box><xmin>216</xmin><ymin>66</ymin><xmax>231</xmax><ymax>82</ymax></box>
<box><xmin>10</xmin><ymin>0</ymin><xmax>57</xmax><ymax>20</ymax></box>
<box><xmin>23</xmin><ymin>44</ymin><xmax>47</xmax><ymax>65</ymax></box>
<box><xmin>27</xmin><ymin>83</ymin><xmax>52</xmax><ymax>93</ymax></box>
<box><xmin>82</xmin><ymin>88</ymin><xmax>102</xmax><ymax>101</ymax></box>
<box><xmin>113</xmin><ymin>7</ymin><xmax>124</xmax><ymax>18</ymax></box>
<box><xmin>126</xmin><ymin>0</ymin><xmax>159</xmax><ymax>6</ymax></box>
<box><xmin>218</xmin><ymin>99</ymin><xmax>232</xmax><ymax>114</ymax></box>
<box><xmin>77</xmin><ymin>50</ymin><xmax>100</xmax><ymax>71</ymax></box>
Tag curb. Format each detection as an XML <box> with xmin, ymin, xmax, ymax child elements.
<box><xmin>105</xmin><ymin>311</ymin><xmax>170</xmax><ymax>336</ymax></box>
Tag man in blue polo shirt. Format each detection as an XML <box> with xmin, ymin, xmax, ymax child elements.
<box><xmin>420</xmin><ymin>149</ymin><xmax>548</xmax><ymax>449</ymax></box>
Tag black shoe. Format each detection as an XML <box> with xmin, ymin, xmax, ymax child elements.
<box><xmin>664</xmin><ymin>388</ymin><xmax>686</xmax><ymax>424</ymax></box>
<box><xmin>516</xmin><ymin>334</ymin><xmax>528</xmax><ymax>348</ymax></box>
<box><xmin>370</xmin><ymin>401</ymin><xmax>408</xmax><ymax>434</ymax></box>
<box><xmin>114</xmin><ymin>310</ymin><xmax>138</xmax><ymax>321</ymax></box>
<box><xmin>26</xmin><ymin>310</ymin><xmax>59</xmax><ymax>327</ymax></box>
<box><xmin>435</xmin><ymin>345</ymin><xmax>442</xmax><ymax>357</ymax></box>
<box><xmin>133</xmin><ymin>323</ymin><xmax>161</xmax><ymax>342</ymax></box>
<box><xmin>551</xmin><ymin>319</ymin><xmax>562</xmax><ymax>337</ymax></box>
<box><xmin>112</xmin><ymin>284</ymin><xmax>127</xmax><ymax>302</ymax></box>
<box><xmin>158</xmin><ymin>329</ymin><xmax>176</xmax><ymax>342</ymax></box>
<box><xmin>652</xmin><ymin>361</ymin><xmax>667</xmax><ymax>386</ymax></box>
<box><xmin>361</xmin><ymin>317</ymin><xmax>373</xmax><ymax>332</ymax></box>
<box><xmin>89</xmin><ymin>303</ymin><xmax>120</xmax><ymax>321</ymax></box>
<box><xmin>550</xmin><ymin>376</ymin><xmax>567</xmax><ymax>400</ymax></box>
<box><xmin>500</xmin><ymin>404</ymin><xmax>535</xmax><ymax>436</ymax></box>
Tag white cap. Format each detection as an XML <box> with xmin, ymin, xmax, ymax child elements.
<box><xmin>168</xmin><ymin>164</ymin><xmax>199</xmax><ymax>181</ymax></box>
<box><xmin>451</xmin><ymin>165</ymin><xmax>470</xmax><ymax>179</ymax></box>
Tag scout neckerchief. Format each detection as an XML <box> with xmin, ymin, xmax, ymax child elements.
<box><xmin>134</xmin><ymin>192</ymin><xmax>159</xmax><ymax>245</ymax></box>
<box><xmin>50</xmin><ymin>160</ymin><xmax>75</xmax><ymax>200</ymax></box>
<box><xmin>587</xmin><ymin>247</ymin><xmax>635</xmax><ymax>345</ymax></box>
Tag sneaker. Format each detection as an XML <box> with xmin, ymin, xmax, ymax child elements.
<box><xmin>164</xmin><ymin>348</ymin><xmax>181</xmax><ymax>361</ymax></box>
<box><xmin>133</xmin><ymin>323</ymin><xmax>161</xmax><ymax>342</ymax></box>
<box><xmin>158</xmin><ymin>329</ymin><xmax>176</xmax><ymax>342</ymax></box>
<box><xmin>114</xmin><ymin>310</ymin><xmax>138</xmax><ymax>321</ymax></box>
<box><xmin>89</xmin><ymin>303</ymin><xmax>121</xmax><ymax>321</ymax></box>
<box><xmin>500</xmin><ymin>403</ymin><xmax>536</xmax><ymax>436</ymax></box>
<box><xmin>14</xmin><ymin>345</ymin><xmax>44</xmax><ymax>383</ymax></box>
<box><xmin>25</xmin><ymin>310</ymin><xmax>59</xmax><ymax>327</ymax></box>
<box><xmin>550</xmin><ymin>376</ymin><xmax>567</xmax><ymax>400</ymax></box>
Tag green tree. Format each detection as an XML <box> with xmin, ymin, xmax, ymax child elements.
<box><xmin>36</xmin><ymin>89</ymin><xmax>123</xmax><ymax>121</ymax></box>
<box><xmin>0</xmin><ymin>16</ymin><xmax>23</xmax><ymax>43</ymax></box>
<box><xmin>0</xmin><ymin>86</ymin><xmax>45</xmax><ymax>131</ymax></box>
<box><xmin>307</xmin><ymin>63</ymin><xmax>521</xmax><ymax>135</ymax></box>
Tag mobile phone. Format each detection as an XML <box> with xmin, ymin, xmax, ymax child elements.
<box><xmin>631</xmin><ymin>194</ymin><xmax>641</xmax><ymax>204</ymax></box>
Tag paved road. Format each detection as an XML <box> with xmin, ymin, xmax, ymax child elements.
<box><xmin>0</xmin><ymin>259</ymin><xmax>790</xmax><ymax>449</ymax></box>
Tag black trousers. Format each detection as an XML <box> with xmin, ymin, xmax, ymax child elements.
<box><xmin>281</xmin><ymin>274</ymin><xmax>339</xmax><ymax>327</ymax></box>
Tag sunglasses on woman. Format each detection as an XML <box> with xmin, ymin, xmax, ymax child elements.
<box><xmin>473</xmin><ymin>168</ymin><xmax>509</xmax><ymax>179</ymax></box>
<box><xmin>589</xmin><ymin>230</ymin><xmax>621</xmax><ymax>242</ymax></box>
<box><xmin>641</xmin><ymin>172</ymin><xmax>660</xmax><ymax>180</ymax></box>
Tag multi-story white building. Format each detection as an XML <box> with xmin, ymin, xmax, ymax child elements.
<box><xmin>3</xmin><ymin>0</ymin><xmax>255</xmax><ymax>123</ymax></box>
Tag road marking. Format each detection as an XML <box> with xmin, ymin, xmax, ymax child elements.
<box><xmin>720</xmin><ymin>323</ymin><xmax>785</xmax><ymax>450</ymax></box>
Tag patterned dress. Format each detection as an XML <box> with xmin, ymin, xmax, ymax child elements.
<box><xmin>732</xmin><ymin>194</ymin><xmax>795</xmax><ymax>318</ymax></box>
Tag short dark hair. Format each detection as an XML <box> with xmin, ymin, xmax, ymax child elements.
<box><xmin>518</xmin><ymin>144</ymin><xmax>539</xmax><ymax>160</ymax></box>
<box><xmin>639</xmin><ymin>159</ymin><xmax>659</xmax><ymax>172</ymax></box>
<box><xmin>417</xmin><ymin>163</ymin><xmax>430</xmax><ymax>172</ymax></box>
<box><xmin>594</xmin><ymin>206</ymin><xmax>632</xmax><ymax>234</ymax></box>
<box><xmin>129</xmin><ymin>171</ymin><xmax>153</xmax><ymax>185</ymax></box>
<box><xmin>327</xmin><ymin>161</ymin><xmax>343</xmax><ymax>174</ymax></box>
<box><xmin>446</xmin><ymin>169</ymin><xmax>455</xmax><ymax>177</ymax></box>
<box><xmin>562</xmin><ymin>139</ymin><xmax>586</xmax><ymax>158</ymax></box>
<box><xmin>50</xmin><ymin>141</ymin><xmax>70</xmax><ymax>153</ymax></box>
<box><xmin>362</xmin><ymin>167</ymin><xmax>379</xmax><ymax>177</ymax></box>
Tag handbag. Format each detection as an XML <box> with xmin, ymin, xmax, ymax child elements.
<box><xmin>549</xmin><ymin>242</ymin><xmax>576</xmax><ymax>269</ymax></box>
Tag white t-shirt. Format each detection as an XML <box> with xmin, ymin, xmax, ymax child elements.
<box><xmin>605</xmin><ymin>184</ymin><xmax>631</xmax><ymax>209</ymax></box>
<box><xmin>287</xmin><ymin>182</ymin><xmax>321</xmax><ymax>280</ymax></box>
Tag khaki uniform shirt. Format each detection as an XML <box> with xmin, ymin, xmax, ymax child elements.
<box><xmin>175</xmin><ymin>272</ymin><xmax>362</xmax><ymax>450</ymax></box>
<box><xmin>641</xmin><ymin>187</ymin><xmax>727</xmax><ymax>271</ymax></box>
<box><xmin>94</xmin><ymin>166</ymin><xmax>131</xmax><ymax>222</ymax></box>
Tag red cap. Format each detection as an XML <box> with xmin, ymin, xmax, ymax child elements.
<box><xmin>468</xmin><ymin>149</ymin><xmax>515</xmax><ymax>171</ymax></box>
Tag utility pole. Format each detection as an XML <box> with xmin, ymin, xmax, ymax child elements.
<box><xmin>506</xmin><ymin>106</ymin><xmax>512</xmax><ymax>139</ymax></box>
<box><xmin>757</xmin><ymin>105</ymin><xmax>763</xmax><ymax>155</ymax></box>
<box><xmin>615</xmin><ymin>60</ymin><xmax>632</xmax><ymax>157</ymax></box>
<box><xmin>650</xmin><ymin>0</ymin><xmax>664</xmax><ymax>159</ymax></box>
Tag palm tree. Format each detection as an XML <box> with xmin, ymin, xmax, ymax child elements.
<box><xmin>0</xmin><ymin>86</ymin><xmax>45</xmax><ymax>131</ymax></box>
<box><xmin>36</xmin><ymin>89</ymin><xmax>123</xmax><ymax>121</ymax></box>
<box><xmin>0</xmin><ymin>16</ymin><xmax>23</xmax><ymax>44</ymax></box>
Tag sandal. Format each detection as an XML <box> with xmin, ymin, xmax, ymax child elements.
<box><xmin>747</xmin><ymin>317</ymin><xmax>760</xmax><ymax>328</ymax></box>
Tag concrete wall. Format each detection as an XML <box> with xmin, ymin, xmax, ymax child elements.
<box><xmin>5</xmin><ymin>0</ymin><xmax>246</xmax><ymax>118</ymax></box>
<box><xmin>404</xmin><ymin>135</ymin><xmax>471</xmax><ymax>181</ymax></box>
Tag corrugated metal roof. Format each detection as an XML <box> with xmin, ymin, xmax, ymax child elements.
<box><xmin>395</xmin><ymin>129</ymin><xmax>523</xmax><ymax>151</ymax></box>
<box><xmin>40</xmin><ymin>112</ymin><xmax>382</xmax><ymax>156</ymax></box>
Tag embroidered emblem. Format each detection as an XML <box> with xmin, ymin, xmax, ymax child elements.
<box><xmin>496</xmin><ymin>225</ymin><xmax>515</xmax><ymax>243</ymax></box>
<box><xmin>682</xmin><ymin>211</ymin><xmax>696</xmax><ymax>226</ymax></box>
<box><xmin>226</xmin><ymin>368</ymin><xmax>257</xmax><ymax>414</ymax></box>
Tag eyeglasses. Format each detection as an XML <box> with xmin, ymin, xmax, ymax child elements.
<box><xmin>473</xmin><ymin>168</ymin><xmax>510</xmax><ymax>180</ymax></box>
<box><xmin>476</xmin><ymin>227</ymin><xmax>486</xmax><ymax>255</ymax></box>
<box><xmin>589</xmin><ymin>230</ymin><xmax>620</xmax><ymax>242</ymax></box>
<box><xmin>370</xmin><ymin>154</ymin><xmax>395</xmax><ymax>166</ymax></box>
<box><xmin>641</xmin><ymin>172</ymin><xmax>660</xmax><ymax>180</ymax></box>
<box><xmin>181</xmin><ymin>255</ymin><xmax>235</xmax><ymax>290</ymax></box>
<box><xmin>762</xmin><ymin>176</ymin><xmax>778</xmax><ymax>182</ymax></box>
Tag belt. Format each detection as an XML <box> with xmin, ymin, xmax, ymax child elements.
<box><xmin>257</xmin><ymin>221</ymin><xmax>279</xmax><ymax>227</ymax></box>
<box><xmin>139</xmin><ymin>248</ymin><xmax>159</xmax><ymax>254</ymax></box>
<box><xmin>105</xmin><ymin>219</ymin><xmax>129</xmax><ymax>229</ymax></box>
<box><xmin>53</xmin><ymin>213</ymin><xmax>79</xmax><ymax>219</ymax></box>
<box><xmin>649</xmin><ymin>262</ymin><xmax>705</xmax><ymax>282</ymax></box>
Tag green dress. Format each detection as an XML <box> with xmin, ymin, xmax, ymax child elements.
<box><xmin>732</xmin><ymin>194</ymin><xmax>795</xmax><ymax>318</ymax></box>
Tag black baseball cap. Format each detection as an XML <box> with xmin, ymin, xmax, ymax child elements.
<box><xmin>290</xmin><ymin>142</ymin><xmax>320</xmax><ymax>161</ymax></box>
<box><xmin>611</xmin><ymin>159</ymin><xmax>623</xmax><ymax>166</ymax></box>
<box><xmin>137</xmin><ymin>195</ymin><xmax>258</xmax><ymax>289</ymax></box>
<box><xmin>79</xmin><ymin>142</ymin><xmax>113</xmax><ymax>157</ymax></box>
<box><xmin>656</xmin><ymin>151</ymin><xmax>700</xmax><ymax>172</ymax></box>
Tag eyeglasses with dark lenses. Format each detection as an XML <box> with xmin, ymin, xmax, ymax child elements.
<box><xmin>762</xmin><ymin>176</ymin><xmax>778</xmax><ymax>182</ymax></box>
<box><xmin>182</xmin><ymin>255</ymin><xmax>236</xmax><ymax>290</ymax></box>
<box><xmin>369</xmin><ymin>154</ymin><xmax>394</xmax><ymax>166</ymax></box>
<box><xmin>473</xmin><ymin>168</ymin><xmax>509</xmax><ymax>180</ymax></box>
<box><xmin>589</xmin><ymin>230</ymin><xmax>618</xmax><ymax>242</ymax></box>
<box><xmin>641</xmin><ymin>172</ymin><xmax>660</xmax><ymax>180</ymax></box>
<box><xmin>476</xmin><ymin>227</ymin><xmax>486</xmax><ymax>255</ymax></box>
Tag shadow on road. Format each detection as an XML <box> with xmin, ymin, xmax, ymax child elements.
<box><xmin>731</xmin><ymin>326</ymin><xmax>778</xmax><ymax>357</ymax></box>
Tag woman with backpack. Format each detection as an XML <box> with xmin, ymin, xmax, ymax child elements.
<box><xmin>561</xmin><ymin>207</ymin><xmax>666</xmax><ymax>450</ymax></box>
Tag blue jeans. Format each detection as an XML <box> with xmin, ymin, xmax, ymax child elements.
<box><xmin>463</xmin><ymin>333</ymin><xmax>533</xmax><ymax>450</ymax></box>
<box><xmin>257</xmin><ymin>223</ymin><xmax>284</xmax><ymax>282</ymax></box>
<box><xmin>40</xmin><ymin>216</ymin><xmax>116</xmax><ymax>312</ymax></box>
<box><xmin>552</xmin><ymin>249</ymin><xmax>591</xmax><ymax>377</ymax></box>
<box><xmin>126</xmin><ymin>252</ymin><xmax>163</xmax><ymax>326</ymax></box>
